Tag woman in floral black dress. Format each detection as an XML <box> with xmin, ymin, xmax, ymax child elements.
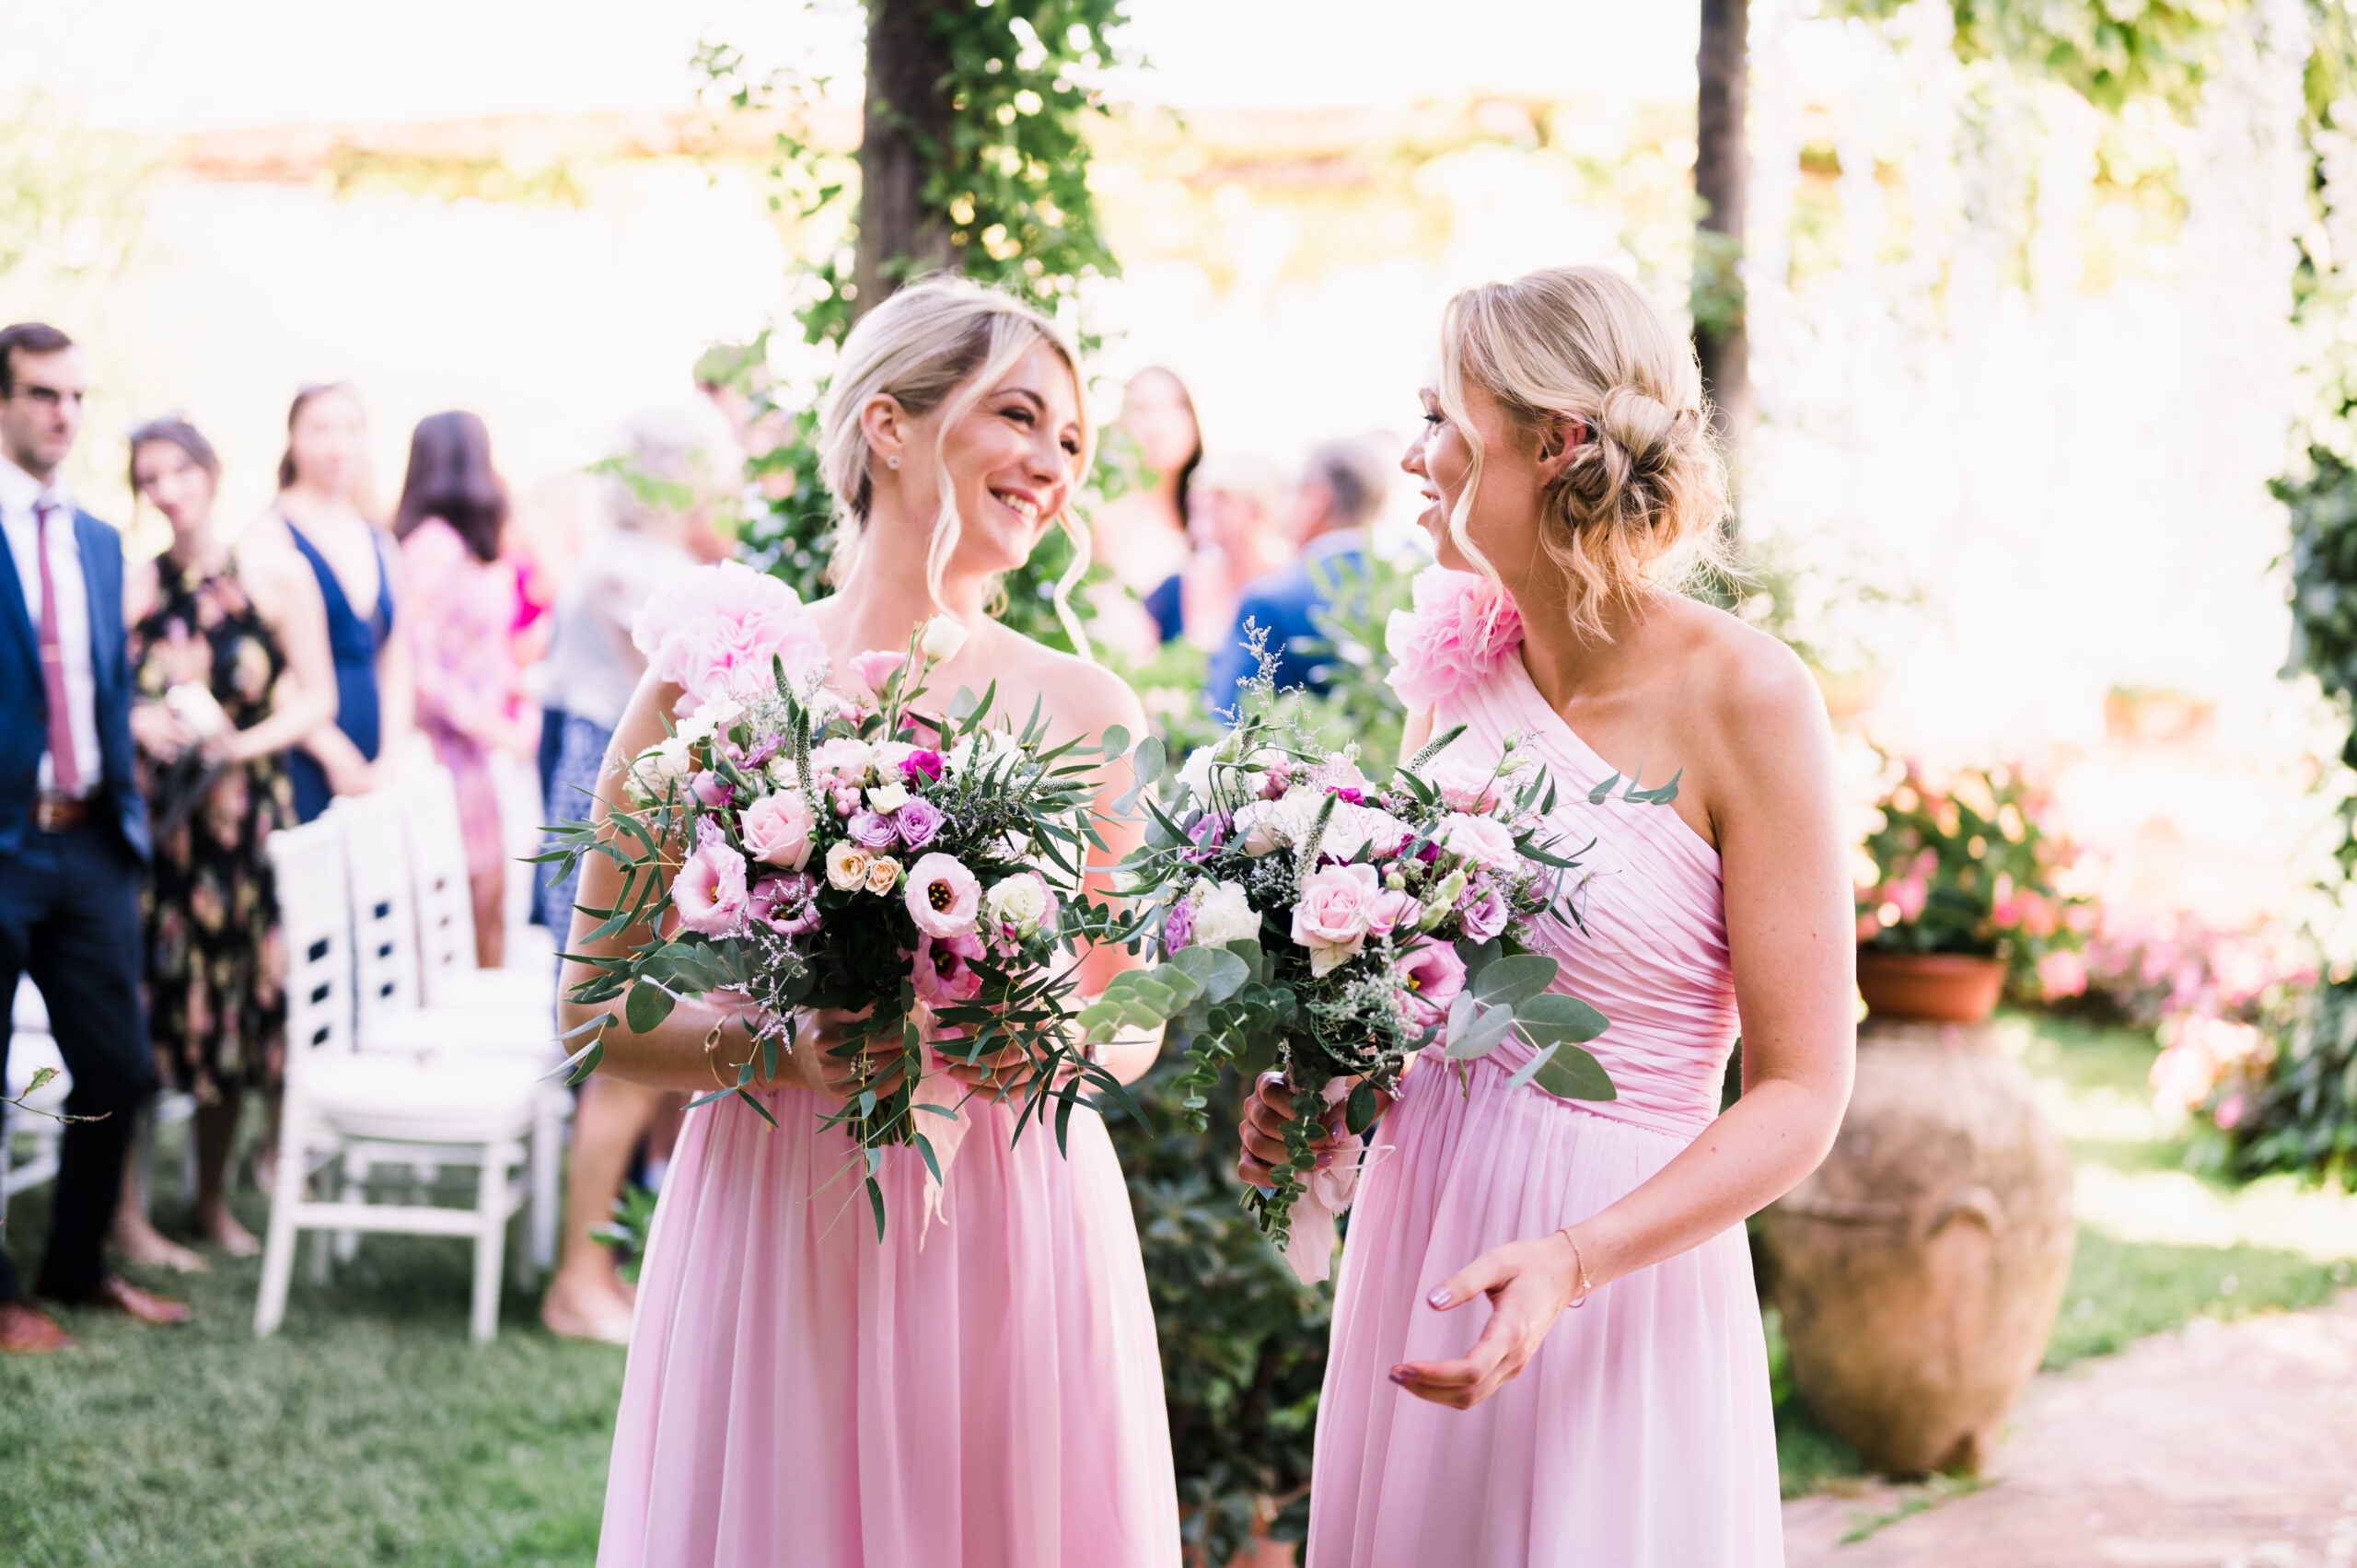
<box><xmin>114</xmin><ymin>416</ymin><xmax>334</xmax><ymax>1262</ymax></box>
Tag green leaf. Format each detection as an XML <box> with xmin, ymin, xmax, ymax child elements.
<box><xmin>1167</xmin><ymin>944</ymin><xmax>1249</xmax><ymax>1004</ymax></box>
<box><xmin>1587</xmin><ymin>772</ymin><xmax>1622</xmax><ymax>805</ymax></box>
<box><xmin>1099</xmin><ymin>723</ymin><xmax>1130</xmax><ymax>761</ymax></box>
<box><xmin>1515</xmin><ymin>993</ymin><xmax>1609</xmax><ymax>1045</ymax></box>
<box><xmin>912</xmin><ymin>1132</ymin><xmax>944</xmax><ymax>1190</ymax></box>
<box><xmin>1447</xmin><ymin>1003</ymin><xmax>1517</xmax><ymax>1060</ymax></box>
<box><xmin>625</xmin><ymin>983</ymin><xmax>675</xmax><ymax>1034</ymax></box>
<box><xmin>1532</xmin><ymin>1042</ymin><xmax>1617</xmax><ymax>1101</ymax></box>
<box><xmin>866</xmin><ymin>1176</ymin><xmax>888</xmax><ymax>1242</ymax></box>
<box><xmin>1472</xmin><ymin>953</ymin><xmax>1558</xmax><ymax>1007</ymax></box>
<box><xmin>1625</xmin><ymin>767</ymin><xmax>1684</xmax><ymax>806</ymax></box>
<box><xmin>1455</xmin><ymin>936</ymin><xmax>1503</xmax><ymax>974</ymax></box>
<box><xmin>1225</xmin><ymin>938</ymin><xmax>1267</xmax><ymax>983</ymax></box>
<box><xmin>1131</xmin><ymin>735</ymin><xmax>1166</xmax><ymax>786</ymax></box>
<box><xmin>1345</xmin><ymin>1079</ymin><xmax>1379</xmax><ymax>1135</ymax></box>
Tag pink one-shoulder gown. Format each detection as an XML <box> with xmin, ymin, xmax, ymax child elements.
<box><xmin>597</xmin><ymin>1085</ymin><xmax>1180</xmax><ymax>1567</ymax></box>
<box><xmin>1309</xmin><ymin>651</ymin><xmax>1783</xmax><ymax>1566</ymax></box>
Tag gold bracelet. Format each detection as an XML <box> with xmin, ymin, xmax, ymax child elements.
<box><xmin>1556</xmin><ymin>1226</ymin><xmax>1596</xmax><ymax>1308</ymax></box>
<box><xmin>703</xmin><ymin>1011</ymin><xmax>763</xmax><ymax>1092</ymax></box>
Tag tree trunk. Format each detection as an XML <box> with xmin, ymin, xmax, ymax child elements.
<box><xmin>1695</xmin><ymin>0</ymin><xmax>1753</xmax><ymax>468</ymax></box>
<box><xmin>855</xmin><ymin>0</ymin><xmax>960</xmax><ymax>318</ymax></box>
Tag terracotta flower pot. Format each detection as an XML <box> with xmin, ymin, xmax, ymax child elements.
<box><xmin>1759</xmin><ymin>1019</ymin><xmax>2074</xmax><ymax>1476</ymax></box>
<box><xmin>1855</xmin><ymin>949</ymin><xmax>2006</xmax><ymax>1024</ymax></box>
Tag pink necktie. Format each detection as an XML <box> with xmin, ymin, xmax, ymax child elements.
<box><xmin>32</xmin><ymin>501</ymin><xmax>81</xmax><ymax>796</ymax></box>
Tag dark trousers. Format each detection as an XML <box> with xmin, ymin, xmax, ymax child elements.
<box><xmin>0</xmin><ymin>820</ymin><xmax>156</xmax><ymax>1300</ymax></box>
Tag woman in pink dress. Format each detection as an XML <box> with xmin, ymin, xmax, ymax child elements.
<box><xmin>394</xmin><ymin>411</ymin><xmax>538</xmax><ymax>967</ymax></box>
<box><xmin>1241</xmin><ymin>265</ymin><xmax>1856</xmax><ymax>1566</ymax></box>
<box><xmin>572</xmin><ymin>278</ymin><xmax>1178</xmax><ymax>1568</ymax></box>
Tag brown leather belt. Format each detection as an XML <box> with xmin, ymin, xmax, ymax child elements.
<box><xmin>32</xmin><ymin>793</ymin><xmax>95</xmax><ymax>833</ymax></box>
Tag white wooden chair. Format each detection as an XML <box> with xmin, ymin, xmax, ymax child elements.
<box><xmin>253</xmin><ymin>814</ymin><xmax>544</xmax><ymax>1344</ymax></box>
<box><xmin>488</xmin><ymin>748</ymin><xmax>560</xmax><ymax>976</ymax></box>
<box><xmin>399</xmin><ymin>761</ymin><xmax>557</xmax><ymax>1016</ymax></box>
<box><xmin>1</xmin><ymin>981</ymin><xmax>67</xmax><ymax>1224</ymax></box>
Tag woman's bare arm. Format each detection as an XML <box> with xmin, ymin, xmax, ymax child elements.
<box><xmin>1397</xmin><ymin>638</ymin><xmax>1856</xmax><ymax>1409</ymax></box>
<box><xmin>227</xmin><ymin>542</ymin><xmax>337</xmax><ymax>763</ymax></box>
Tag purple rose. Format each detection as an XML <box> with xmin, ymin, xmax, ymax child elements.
<box><xmin>1189</xmin><ymin>810</ymin><xmax>1231</xmax><ymax>849</ymax></box>
<box><xmin>1162</xmin><ymin>896</ymin><xmax>1195</xmax><ymax>954</ymax></box>
<box><xmin>893</xmin><ymin>796</ymin><xmax>945</xmax><ymax>850</ymax></box>
<box><xmin>749</xmin><ymin>872</ymin><xmax>822</xmax><ymax>937</ymax></box>
<box><xmin>900</xmin><ymin>749</ymin><xmax>946</xmax><ymax>786</ymax></box>
<box><xmin>847</xmin><ymin>809</ymin><xmax>900</xmax><ymax>850</ymax></box>
<box><xmin>1458</xmin><ymin>880</ymin><xmax>1509</xmax><ymax>942</ymax></box>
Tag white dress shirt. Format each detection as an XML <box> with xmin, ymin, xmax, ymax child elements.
<box><xmin>0</xmin><ymin>455</ymin><xmax>103</xmax><ymax>795</ymax></box>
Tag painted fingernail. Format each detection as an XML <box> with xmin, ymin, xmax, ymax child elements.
<box><xmin>1427</xmin><ymin>1287</ymin><xmax>1451</xmax><ymax>1307</ymax></box>
<box><xmin>1388</xmin><ymin>1367</ymin><xmax>1411</xmax><ymax>1385</ymax></box>
<box><xmin>1314</xmin><ymin>1154</ymin><xmax>1333</xmax><ymax>1169</ymax></box>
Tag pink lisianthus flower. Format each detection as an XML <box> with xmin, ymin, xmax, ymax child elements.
<box><xmin>1458</xmin><ymin>879</ymin><xmax>1509</xmax><ymax>942</ymax></box>
<box><xmin>1429</xmin><ymin>754</ymin><xmax>1503</xmax><ymax>815</ymax></box>
<box><xmin>2034</xmin><ymin>948</ymin><xmax>2088</xmax><ymax>1001</ymax></box>
<box><xmin>1291</xmin><ymin>862</ymin><xmax>1381</xmax><ymax>976</ymax></box>
<box><xmin>900</xmin><ymin>749</ymin><xmax>946</xmax><ymax>786</ymax></box>
<box><xmin>1395</xmin><ymin>941</ymin><xmax>1468</xmax><ymax>1029</ymax></box>
<box><xmin>893</xmin><ymin>796</ymin><xmax>946</xmax><ymax>850</ymax></box>
<box><xmin>633</xmin><ymin>560</ymin><xmax>827</xmax><ymax>716</ymax></box>
<box><xmin>1441</xmin><ymin>812</ymin><xmax>1519</xmax><ymax>872</ymax></box>
<box><xmin>739</xmin><ymin>789</ymin><xmax>816</xmax><ymax>871</ymax></box>
<box><xmin>1383</xmin><ymin>566</ymin><xmax>1525</xmax><ymax>709</ymax></box>
<box><xmin>673</xmin><ymin>824</ymin><xmax>749</xmax><ymax>936</ymax></box>
<box><xmin>850</xmin><ymin>648</ymin><xmax>907</xmax><ymax>694</ymax></box>
<box><xmin>906</xmin><ymin>852</ymin><xmax>983</xmax><ymax>939</ymax></box>
<box><xmin>913</xmin><ymin>930</ymin><xmax>986</xmax><ymax>1005</ymax></box>
<box><xmin>749</xmin><ymin>872</ymin><xmax>821</xmax><ymax>937</ymax></box>
<box><xmin>1365</xmin><ymin>888</ymin><xmax>1422</xmax><ymax>938</ymax></box>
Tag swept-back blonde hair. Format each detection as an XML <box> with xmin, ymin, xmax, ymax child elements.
<box><xmin>1436</xmin><ymin>264</ymin><xmax>1729</xmax><ymax>641</ymax></box>
<box><xmin>818</xmin><ymin>275</ymin><xmax>1096</xmax><ymax>655</ymax></box>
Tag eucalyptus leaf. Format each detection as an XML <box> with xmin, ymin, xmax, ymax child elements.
<box><xmin>1224</xmin><ymin>938</ymin><xmax>1267</xmax><ymax>983</ymax></box>
<box><xmin>1446</xmin><ymin>1004</ymin><xmax>1517</xmax><ymax>1061</ymax></box>
<box><xmin>1472</xmin><ymin>953</ymin><xmax>1559</xmax><ymax>1007</ymax></box>
<box><xmin>1167</xmin><ymin>944</ymin><xmax>1249</xmax><ymax>1004</ymax></box>
<box><xmin>1099</xmin><ymin>723</ymin><xmax>1131</xmax><ymax>761</ymax></box>
<box><xmin>1132</xmin><ymin>735</ymin><xmax>1167</xmax><ymax>786</ymax></box>
<box><xmin>1345</xmin><ymin>1080</ymin><xmax>1380</xmax><ymax>1135</ymax></box>
<box><xmin>1446</xmin><ymin>988</ymin><xmax>1477</xmax><ymax>1043</ymax></box>
<box><xmin>1586</xmin><ymin>772</ymin><xmax>1622</xmax><ymax>805</ymax></box>
<box><xmin>1531</xmin><ymin>1042</ymin><xmax>1617</xmax><ymax>1101</ymax></box>
<box><xmin>625</xmin><ymin>983</ymin><xmax>675</xmax><ymax>1034</ymax></box>
<box><xmin>1515</xmin><ymin>992</ymin><xmax>1609</xmax><ymax>1045</ymax></box>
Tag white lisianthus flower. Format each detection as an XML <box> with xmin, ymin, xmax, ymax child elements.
<box><xmin>874</xmin><ymin>740</ymin><xmax>918</xmax><ymax>775</ymax></box>
<box><xmin>983</xmin><ymin>873</ymin><xmax>1051</xmax><ymax>937</ymax></box>
<box><xmin>826</xmin><ymin>842</ymin><xmax>871</xmax><ymax>892</ymax></box>
<box><xmin>1176</xmin><ymin>746</ymin><xmax>1217</xmax><ymax>802</ymax></box>
<box><xmin>766</xmin><ymin>754</ymin><xmax>798</xmax><ymax>786</ymax></box>
<box><xmin>920</xmin><ymin>615</ymin><xmax>970</xmax><ymax>662</ymax></box>
<box><xmin>699</xmin><ymin>691</ymin><xmax>747</xmax><ymax>731</ymax></box>
<box><xmin>1190</xmin><ymin>880</ymin><xmax>1261</xmax><ymax>948</ymax></box>
<box><xmin>866</xmin><ymin>782</ymin><xmax>911</xmax><ymax>815</ymax></box>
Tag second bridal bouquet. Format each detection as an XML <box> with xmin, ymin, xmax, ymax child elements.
<box><xmin>1085</xmin><ymin>668</ymin><xmax>1619</xmax><ymax>1269</ymax></box>
<box><xmin>543</xmin><ymin>563</ymin><xmax>1144</xmax><ymax>1238</ymax></box>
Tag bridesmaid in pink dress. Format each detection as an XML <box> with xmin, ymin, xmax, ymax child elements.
<box><xmin>1241</xmin><ymin>265</ymin><xmax>1855</xmax><ymax>1566</ymax></box>
<box><xmin>572</xmin><ymin>279</ymin><xmax>1178</xmax><ymax>1567</ymax></box>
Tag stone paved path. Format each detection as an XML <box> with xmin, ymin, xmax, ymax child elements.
<box><xmin>1784</xmin><ymin>1293</ymin><xmax>2357</xmax><ymax>1568</ymax></box>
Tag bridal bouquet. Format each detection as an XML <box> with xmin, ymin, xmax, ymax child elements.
<box><xmin>543</xmin><ymin>563</ymin><xmax>1144</xmax><ymax>1238</ymax></box>
<box><xmin>1083</xmin><ymin>689</ymin><xmax>1617</xmax><ymax>1266</ymax></box>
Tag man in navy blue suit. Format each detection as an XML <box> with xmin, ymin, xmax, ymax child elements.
<box><xmin>1206</xmin><ymin>438</ymin><xmax>1392</xmax><ymax>716</ymax></box>
<box><xmin>0</xmin><ymin>322</ymin><xmax>185</xmax><ymax>1353</ymax></box>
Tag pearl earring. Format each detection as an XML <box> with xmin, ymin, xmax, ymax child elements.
<box><xmin>887</xmin><ymin>456</ymin><xmax>900</xmax><ymax>470</ymax></box>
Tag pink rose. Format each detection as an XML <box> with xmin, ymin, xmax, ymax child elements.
<box><xmin>1291</xmin><ymin>862</ymin><xmax>1381</xmax><ymax>975</ymax></box>
<box><xmin>900</xmin><ymin>749</ymin><xmax>946</xmax><ymax>785</ymax></box>
<box><xmin>1429</xmin><ymin>754</ymin><xmax>1501</xmax><ymax>815</ymax></box>
<box><xmin>739</xmin><ymin>789</ymin><xmax>816</xmax><ymax>871</ymax></box>
<box><xmin>850</xmin><ymin>648</ymin><xmax>907</xmax><ymax>694</ymax></box>
<box><xmin>1383</xmin><ymin>566</ymin><xmax>1525</xmax><ymax>710</ymax></box>
<box><xmin>913</xmin><ymin>930</ymin><xmax>985</xmax><ymax>1005</ymax></box>
<box><xmin>749</xmin><ymin>872</ymin><xmax>821</xmax><ymax>937</ymax></box>
<box><xmin>690</xmin><ymin>770</ymin><xmax>735</xmax><ymax>809</ymax></box>
<box><xmin>2034</xmin><ymin>948</ymin><xmax>2087</xmax><ymax>1000</ymax></box>
<box><xmin>1458</xmin><ymin>880</ymin><xmax>1509</xmax><ymax>942</ymax></box>
<box><xmin>1365</xmin><ymin>888</ymin><xmax>1422</xmax><ymax>938</ymax></box>
<box><xmin>905</xmin><ymin>852</ymin><xmax>982</xmax><ymax>939</ymax></box>
<box><xmin>673</xmin><ymin>825</ymin><xmax>749</xmax><ymax>936</ymax></box>
<box><xmin>633</xmin><ymin>560</ymin><xmax>828</xmax><ymax>715</ymax></box>
<box><xmin>1395</xmin><ymin>941</ymin><xmax>1467</xmax><ymax>1029</ymax></box>
<box><xmin>1442</xmin><ymin>812</ymin><xmax>1518</xmax><ymax>872</ymax></box>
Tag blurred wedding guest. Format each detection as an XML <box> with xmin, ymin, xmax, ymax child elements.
<box><xmin>1146</xmin><ymin>451</ymin><xmax>1291</xmax><ymax>650</ymax></box>
<box><xmin>535</xmin><ymin>399</ymin><xmax>740</xmax><ymax>1343</ymax></box>
<box><xmin>113</xmin><ymin>414</ymin><xmax>334</xmax><ymax>1265</ymax></box>
<box><xmin>261</xmin><ymin>383</ymin><xmax>412</xmax><ymax>822</ymax></box>
<box><xmin>1091</xmin><ymin>366</ymin><xmax>1201</xmax><ymax>658</ymax></box>
<box><xmin>1207</xmin><ymin>438</ymin><xmax>1392</xmax><ymax>712</ymax></box>
<box><xmin>394</xmin><ymin>412</ymin><xmax>538</xmax><ymax>968</ymax></box>
<box><xmin>0</xmin><ymin>323</ymin><xmax>187</xmax><ymax>1351</ymax></box>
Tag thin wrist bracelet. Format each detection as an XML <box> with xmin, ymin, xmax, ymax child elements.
<box><xmin>1556</xmin><ymin>1227</ymin><xmax>1596</xmax><ymax>1308</ymax></box>
<box><xmin>703</xmin><ymin>1009</ymin><xmax>761</xmax><ymax>1092</ymax></box>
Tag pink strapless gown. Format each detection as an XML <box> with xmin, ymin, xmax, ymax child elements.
<box><xmin>1309</xmin><ymin>653</ymin><xmax>1782</xmax><ymax>1566</ymax></box>
<box><xmin>597</xmin><ymin>1086</ymin><xmax>1180</xmax><ymax>1567</ymax></box>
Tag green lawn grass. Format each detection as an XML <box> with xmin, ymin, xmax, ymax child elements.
<box><xmin>0</xmin><ymin>1163</ymin><xmax>619</xmax><ymax>1568</ymax></box>
<box><xmin>1771</xmin><ymin>1010</ymin><xmax>2356</xmax><ymax>1498</ymax></box>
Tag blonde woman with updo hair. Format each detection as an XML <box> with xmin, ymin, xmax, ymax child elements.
<box><xmin>1239</xmin><ymin>265</ymin><xmax>1853</xmax><ymax>1565</ymax></box>
<box><xmin>584</xmin><ymin>277</ymin><xmax>1177</xmax><ymax>1567</ymax></box>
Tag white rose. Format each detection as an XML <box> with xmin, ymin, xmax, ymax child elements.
<box><xmin>984</xmin><ymin>874</ymin><xmax>1051</xmax><ymax>937</ymax></box>
<box><xmin>700</xmin><ymin>691</ymin><xmax>746</xmax><ymax>730</ymax></box>
<box><xmin>1442</xmin><ymin>812</ymin><xmax>1519</xmax><ymax>871</ymax></box>
<box><xmin>826</xmin><ymin>842</ymin><xmax>871</xmax><ymax>891</ymax></box>
<box><xmin>920</xmin><ymin>614</ymin><xmax>970</xmax><ymax>662</ymax></box>
<box><xmin>1176</xmin><ymin>746</ymin><xmax>1216</xmax><ymax>801</ymax></box>
<box><xmin>766</xmin><ymin>754</ymin><xmax>798</xmax><ymax>786</ymax></box>
<box><xmin>1190</xmin><ymin>880</ymin><xmax>1261</xmax><ymax>948</ymax></box>
<box><xmin>866</xmin><ymin>782</ymin><xmax>911</xmax><ymax>814</ymax></box>
<box><xmin>874</xmin><ymin>740</ymin><xmax>918</xmax><ymax>774</ymax></box>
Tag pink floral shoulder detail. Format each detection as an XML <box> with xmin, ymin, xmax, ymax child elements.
<box><xmin>1382</xmin><ymin>565</ymin><xmax>1524</xmax><ymax>711</ymax></box>
<box><xmin>632</xmin><ymin>559</ymin><xmax>830</xmax><ymax>715</ymax></box>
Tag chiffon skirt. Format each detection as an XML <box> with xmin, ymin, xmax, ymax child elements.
<box><xmin>1309</xmin><ymin>1051</ymin><xmax>1783</xmax><ymax>1568</ymax></box>
<box><xmin>598</xmin><ymin>1086</ymin><xmax>1181</xmax><ymax>1568</ymax></box>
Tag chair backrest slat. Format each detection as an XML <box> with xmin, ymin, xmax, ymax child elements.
<box><xmin>329</xmin><ymin>791</ymin><xmax>422</xmax><ymax>1027</ymax></box>
<box><xmin>264</xmin><ymin>816</ymin><xmax>354</xmax><ymax>1079</ymax></box>
<box><xmin>401</xmin><ymin>762</ymin><xmax>479</xmax><ymax>1002</ymax></box>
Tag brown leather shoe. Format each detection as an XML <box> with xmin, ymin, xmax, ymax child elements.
<box><xmin>0</xmin><ymin>1297</ymin><xmax>78</xmax><ymax>1352</ymax></box>
<box><xmin>38</xmin><ymin>1273</ymin><xmax>192</xmax><ymax>1325</ymax></box>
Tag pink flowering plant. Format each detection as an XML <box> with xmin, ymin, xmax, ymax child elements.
<box><xmin>1090</xmin><ymin>671</ymin><xmax>1617</xmax><ymax>1249</ymax></box>
<box><xmin>1856</xmin><ymin>759</ymin><xmax>2090</xmax><ymax>997</ymax></box>
<box><xmin>539</xmin><ymin>569</ymin><xmax>1149</xmax><ymax>1238</ymax></box>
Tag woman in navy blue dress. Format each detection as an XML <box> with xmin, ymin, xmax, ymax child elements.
<box><xmin>263</xmin><ymin>384</ymin><xmax>412</xmax><ymax>820</ymax></box>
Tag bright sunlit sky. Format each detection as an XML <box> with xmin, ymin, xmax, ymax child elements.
<box><xmin>4</xmin><ymin>0</ymin><xmax>1698</xmax><ymax>130</ymax></box>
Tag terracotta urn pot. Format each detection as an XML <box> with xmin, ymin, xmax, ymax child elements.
<box><xmin>1854</xmin><ymin>950</ymin><xmax>2007</xmax><ymax>1024</ymax></box>
<box><xmin>1759</xmin><ymin>1018</ymin><xmax>2074</xmax><ymax>1475</ymax></box>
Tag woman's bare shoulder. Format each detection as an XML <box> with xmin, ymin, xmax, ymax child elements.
<box><xmin>991</xmin><ymin>626</ymin><xmax>1147</xmax><ymax>739</ymax></box>
<box><xmin>1662</xmin><ymin>596</ymin><xmax>1829</xmax><ymax>770</ymax></box>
